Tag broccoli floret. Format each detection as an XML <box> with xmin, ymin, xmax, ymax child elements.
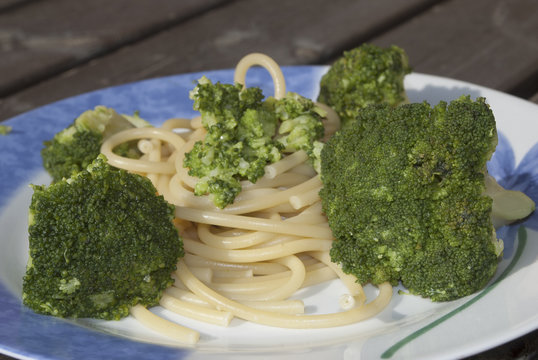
<box><xmin>320</xmin><ymin>96</ymin><xmax>535</xmax><ymax>301</ymax></box>
<box><xmin>274</xmin><ymin>92</ymin><xmax>325</xmax><ymax>154</ymax></box>
<box><xmin>184</xmin><ymin>78</ymin><xmax>325</xmax><ymax>208</ymax></box>
<box><xmin>41</xmin><ymin>106</ymin><xmax>150</xmax><ymax>182</ymax></box>
<box><xmin>309</xmin><ymin>140</ymin><xmax>325</xmax><ymax>174</ymax></box>
<box><xmin>317</xmin><ymin>43</ymin><xmax>411</xmax><ymax>127</ymax></box>
<box><xmin>22</xmin><ymin>154</ymin><xmax>183</xmax><ymax>320</ymax></box>
<box><xmin>190</xmin><ymin>76</ymin><xmax>265</xmax><ymax>131</ymax></box>
<box><xmin>0</xmin><ymin>124</ymin><xmax>12</xmax><ymax>135</ymax></box>
<box><xmin>185</xmin><ymin>77</ymin><xmax>281</xmax><ymax>208</ymax></box>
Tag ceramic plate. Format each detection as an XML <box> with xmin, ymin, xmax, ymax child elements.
<box><xmin>0</xmin><ymin>66</ymin><xmax>537</xmax><ymax>360</ymax></box>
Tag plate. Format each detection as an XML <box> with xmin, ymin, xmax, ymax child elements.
<box><xmin>0</xmin><ymin>66</ymin><xmax>537</xmax><ymax>360</ymax></box>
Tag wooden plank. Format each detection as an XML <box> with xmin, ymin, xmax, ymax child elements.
<box><xmin>0</xmin><ymin>0</ymin><xmax>230</xmax><ymax>96</ymax></box>
<box><xmin>0</xmin><ymin>0</ymin><xmax>33</xmax><ymax>11</ymax></box>
<box><xmin>370</xmin><ymin>0</ymin><xmax>538</xmax><ymax>96</ymax></box>
<box><xmin>462</xmin><ymin>329</ymin><xmax>538</xmax><ymax>360</ymax></box>
<box><xmin>0</xmin><ymin>0</ymin><xmax>443</xmax><ymax>121</ymax></box>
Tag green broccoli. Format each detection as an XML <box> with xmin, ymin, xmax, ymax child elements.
<box><xmin>273</xmin><ymin>92</ymin><xmax>325</xmax><ymax>153</ymax></box>
<box><xmin>317</xmin><ymin>43</ymin><xmax>411</xmax><ymax>127</ymax></box>
<box><xmin>184</xmin><ymin>77</ymin><xmax>325</xmax><ymax>208</ymax></box>
<box><xmin>41</xmin><ymin>106</ymin><xmax>150</xmax><ymax>183</ymax></box>
<box><xmin>0</xmin><ymin>124</ymin><xmax>12</xmax><ymax>135</ymax></box>
<box><xmin>22</xmin><ymin>154</ymin><xmax>183</xmax><ymax>320</ymax></box>
<box><xmin>319</xmin><ymin>96</ymin><xmax>535</xmax><ymax>301</ymax></box>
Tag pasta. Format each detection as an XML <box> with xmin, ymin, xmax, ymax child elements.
<box><xmin>100</xmin><ymin>53</ymin><xmax>392</xmax><ymax>343</ymax></box>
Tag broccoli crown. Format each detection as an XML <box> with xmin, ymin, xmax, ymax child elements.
<box><xmin>41</xmin><ymin>106</ymin><xmax>148</xmax><ymax>182</ymax></box>
<box><xmin>184</xmin><ymin>77</ymin><xmax>325</xmax><ymax>208</ymax></box>
<box><xmin>23</xmin><ymin>154</ymin><xmax>182</xmax><ymax>320</ymax></box>
<box><xmin>317</xmin><ymin>43</ymin><xmax>411</xmax><ymax>127</ymax></box>
<box><xmin>42</xmin><ymin>129</ymin><xmax>103</xmax><ymax>182</ymax></box>
<box><xmin>320</xmin><ymin>96</ymin><xmax>500</xmax><ymax>301</ymax></box>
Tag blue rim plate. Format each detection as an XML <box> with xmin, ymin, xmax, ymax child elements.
<box><xmin>1</xmin><ymin>66</ymin><xmax>537</xmax><ymax>360</ymax></box>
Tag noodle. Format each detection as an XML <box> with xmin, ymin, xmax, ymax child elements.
<box><xmin>184</xmin><ymin>253</ymin><xmax>288</xmax><ymax>275</ymax></box>
<box><xmin>206</xmin><ymin>255</ymin><xmax>306</xmax><ymax>301</ymax></box>
<box><xmin>197</xmin><ymin>223</ymin><xmax>275</xmax><ymax>249</ymax></box>
<box><xmin>241</xmin><ymin>300</ymin><xmax>305</xmax><ymax>315</ymax></box>
<box><xmin>289</xmin><ymin>187</ymin><xmax>323</xmax><ymax>210</ymax></box>
<box><xmin>101</xmin><ymin>127</ymin><xmax>185</xmax><ymax>174</ymax></box>
<box><xmin>175</xmin><ymin>208</ymin><xmax>333</xmax><ymax>238</ymax></box>
<box><xmin>234</xmin><ymin>53</ymin><xmax>286</xmax><ymax>99</ymax></box>
<box><xmin>264</xmin><ymin>150</ymin><xmax>309</xmax><ymax>179</ymax></box>
<box><xmin>302</xmin><ymin>265</ymin><xmax>338</xmax><ymax>287</ymax></box>
<box><xmin>98</xmin><ymin>52</ymin><xmax>392</xmax><ymax>343</ymax></box>
<box><xmin>159</xmin><ymin>294</ymin><xmax>233</xmax><ymax>327</ymax></box>
<box><xmin>129</xmin><ymin>304</ymin><xmax>200</xmax><ymax>344</ymax></box>
<box><xmin>161</xmin><ymin>118</ymin><xmax>193</xmax><ymax>131</ymax></box>
<box><xmin>178</xmin><ymin>260</ymin><xmax>392</xmax><ymax>329</ymax></box>
<box><xmin>165</xmin><ymin>286</ymin><xmax>214</xmax><ymax>308</ymax></box>
<box><xmin>182</xmin><ymin>237</ymin><xmax>332</xmax><ymax>263</ymax></box>
<box><xmin>308</xmin><ymin>251</ymin><xmax>364</xmax><ymax>299</ymax></box>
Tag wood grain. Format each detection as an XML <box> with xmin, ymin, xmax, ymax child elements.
<box><xmin>0</xmin><ymin>0</ymin><xmax>33</xmax><ymax>12</ymax></box>
<box><xmin>0</xmin><ymin>0</ymin><xmax>442</xmax><ymax>121</ymax></box>
<box><xmin>0</xmin><ymin>0</ymin><xmax>230</xmax><ymax>96</ymax></box>
<box><xmin>370</xmin><ymin>0</ymin><xmax>538</xmax><ymax>97</ymax></box>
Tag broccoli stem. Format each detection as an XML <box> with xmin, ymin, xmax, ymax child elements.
<box><xmin>485</xmin><ymin>174</ymin><xmax>536</xmax><ymax>228</ymax></box>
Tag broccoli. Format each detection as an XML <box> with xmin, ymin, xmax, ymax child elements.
<box><xmin>22</xmin><ymin>154</ymin><xmax>183</xmax><ymax>320</ymax></box>
<box><xmin>184</xmin><ymin>77</ymin><xmax>325</xmax><ymax>208</ymax></box>
<box><xmin>41</xmin><ymin>106</ymin><xmax>150</xmax><ymax>183</ymax></box>
<box><xmin>319</xmin><ymin>96</ymin><xmax>535</xmax><ymax>301</ymax></box>
<box><xmin>0</xmin><ymin>124</ymin><xmax>12</xmax><ymax>135</ymax></box>
<box><xmin>273</xmin><ymin>92</ymin><xmax>325</xmax><ymax>153</ymax></box>
<box><xmin>317</xmin><ymin>43</ymin><xmax>411</xmax><ymax>127</ymax></box>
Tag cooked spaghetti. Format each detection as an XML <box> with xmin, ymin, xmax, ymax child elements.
<box><xmin>100</xmin><ymin>53</ymin><xmax>392</xmax><ymax>344</ymax></box>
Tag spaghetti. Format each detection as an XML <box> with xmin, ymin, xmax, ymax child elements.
<box><xmin>100</xmin><ymin>53</ymin><xmax>392</xmax><ymax>343</ymax></box>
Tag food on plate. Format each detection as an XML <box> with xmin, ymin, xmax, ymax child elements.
<box><xmin>40</xmin><ymin>105</ymin><xmax>150</xmax><ymax>182</ymax></box>
<box><xmin>97</xmin><ymin>53</ymin><xmax>391</xmax><ymax>339</ymax></box>
<box><xmin>317</xmin><ymin>43</ymin><xmax>411</xmax><ymax>127</ymax></box>
<box><xmin>21</xmin><ymin>46</ymin><xmax>535</xmax><ymax>344</ymax></box>
<box><xmin>319</xmin><ymin>95</ymin><xmax>535</xmax><ymax>301</ymax></box>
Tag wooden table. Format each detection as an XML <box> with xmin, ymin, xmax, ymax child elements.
<box><xmin>0</xmin><ymin>0</ymin><xmax>537</xmax><ymax>358</ymax></box>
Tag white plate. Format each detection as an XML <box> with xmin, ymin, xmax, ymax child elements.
<box><xmin>0</xmin><ymin>66</ymin><xmax>537</xmax><ymax>360</ymax></box>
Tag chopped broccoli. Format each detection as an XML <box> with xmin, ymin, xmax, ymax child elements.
<box><xmin>0</xmin><ymin>124</ymin><xmax>12</xmax><ymax>135</ymax></box>
<box><xmin>185</xmin><ymin>77</ymin><xmax>281</xmax><ymax>208</ymax></box>
<box><xmin>41</xmin><ymin>106</ymin><xmax>150</xmax><ymax>182</ymax></box>
<box><xmin>22</xmin><ymin>154</ymin><xmax>183</xmax><ymax>320</ymax></box>
<box><xmin>317</xmin><ymin>43</ymin><xmax>411</xmax><ymax>127</ymax></box>
<box><xmin>273</xmin><ymin>92</ymin><xmax>325</xmax><ymax>154</ymax></box>
<box><xmin>184</xmin><ymin>77</ymin><xmax>325</xmax><ymax>208</ymax></box>
<box><xmin>319</xmin><ymin>96</ymin><xmax>535</xmax><ymax>301</ymax></box>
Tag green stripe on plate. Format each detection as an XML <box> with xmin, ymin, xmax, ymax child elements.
<box><xmin>381</xmin><ymin>226</ymin><xmax>527</xmax><ymax>359</ymax></box>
